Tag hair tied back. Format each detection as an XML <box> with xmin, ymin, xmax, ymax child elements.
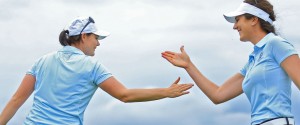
<box><xmin>65</xmin><ymin>30</ymin><xmax>69</xmax><ymax>39</ymax></box>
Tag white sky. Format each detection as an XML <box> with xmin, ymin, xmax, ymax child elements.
<box><xmin>0</xmin><ymin>0</ymin><xmax>299</xmax><ymax>125</ymax></box>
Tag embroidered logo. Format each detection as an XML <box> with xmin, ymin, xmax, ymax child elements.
<box><xmin>258</xmin><ymin>52</ymin><xmax>263</xmax><ymax>62</ymax></box>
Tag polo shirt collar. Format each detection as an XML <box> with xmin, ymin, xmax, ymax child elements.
<box><xmin>254</xmin><ymin>33</ymin><xmax>275</xmax><ymax>49</ymax></box>
<box><xmin>59</xmin><ymin>46</ymin><xmax>85</xmax><ymax>55</ymax></box>
<box><xmin>250</xmin><ymin>33</ymin><xmax>274</xmax><ymax>58</ymax></box>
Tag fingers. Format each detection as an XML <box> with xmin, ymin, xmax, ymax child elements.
<box><xmin>172</xmin><ymin>77</ymin><xmax>180</xmax><ymax>85</ymax></box>
<box><xmin>180</xmin><ymin>45</ymin><xmax>185</xmax><ymax>53</ymax></box>
<box><xmin>162</xmin><ymin>51</ymin><xmax>176</xmax><ymax>55</ymax></box>
<box><xmin>180</xmin><ymin>91</ymin><xmax>190</xmax><ymax>96</ymax></box>
<box><xmin>161</xmin><ymin>52</ymin><xmax>174</xmax><ymax>61</ymax></box>
<box><xmin>169</xmin><ymin>83</ymin><xmax>194</xmax><ymax>98</ymax></box>
<box><xmin>161</xmin><ymin>52</ymin><xmax>175</xmax><ymax>58</ymax></box>
<box><xmin>161</xmin><ymin>53</ymin><xmax>173</xmax><ymax>59</ymax></box>
<box><xmin>178</xmin><ymin>84</ymin><xmax>193</xmax><ymax>94</ymax></box>
<box><xmin>180</xmin><ymin>83</ymin><xmax>194</xmax><ymax>91</ymax></box>
<box><xmin>180</xmin><ymin>45</ymin><xmax>188</xmax><ymax>55</ymax></box>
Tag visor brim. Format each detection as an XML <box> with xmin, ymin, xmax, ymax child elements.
<box><xmin>223</xmin><ymin>11</ymin><xmax>245</xmax><ymax>23</ymax></box>
<box><xmin>94</xmin><ymin>30</ymin><xmax>110</xmax><ymax>40</ymax></box>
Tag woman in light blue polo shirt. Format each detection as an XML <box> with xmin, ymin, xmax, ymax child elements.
<box><xmin>0</xmin><ymin>16</ymin><xmax>193</xmax><ymax>125</ymax></box>
<box><xmin>162</xmin><ymin>0</ymin><xmax>300</xmax><ymax>125</ymax></box>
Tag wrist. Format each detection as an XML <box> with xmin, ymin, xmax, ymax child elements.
<box><xmin>0</xmin><ymin>114</ymin><xmax>7</xmax><ymax>125</ymax></box>
<box><xmin>184</xmin><ymin>61</ymin><xmax>194</xmax><ymax>70</ymax></box>
<box><xmin>163</xmin><ymin>88</ymin><xmax>171</xmax><ymax>98</ymax></box>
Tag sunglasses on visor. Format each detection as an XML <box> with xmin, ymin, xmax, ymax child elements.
<box><xmin>79</xmin><ymin>17</ymin><xmax>95</xmax><ymax>35</ymax></box>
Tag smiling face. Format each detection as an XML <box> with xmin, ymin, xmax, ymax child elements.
<box><xmin>233</xmin><ymin>15</ymin><xmax>254</xmax><ymax>42</ymax></box>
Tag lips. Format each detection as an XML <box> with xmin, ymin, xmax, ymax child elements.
<box><xmin>237</xmin><ymin>29</ymin><xmax>241</xmax><ymax>34</ymax></box>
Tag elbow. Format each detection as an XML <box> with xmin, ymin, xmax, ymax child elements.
<box><xmin>112</xmin><ymin>89</ymin><xmax>137</xmax><ymax>103</ymax></box>
<box><xmin>210</xmin><ymin>96</ymin><xmax>224</xmax><ymax>105</ymax></box>
<box><xmin>119</xmin><ymin>96</ymin><xmax>131</xmax><ymax>103</ymax></box>
<box><xmin>117</xmin><ymin>92</ymin><xmax>133</xmax><ymax>103</ymax></box>
<box><xmin>212</xmin><ymin>100</ymin><xmax>222</xmax><ymax>105</ymax></box>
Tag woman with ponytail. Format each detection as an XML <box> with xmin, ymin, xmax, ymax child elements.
<box><xmin>0</xmin><ymin>16</ymin><xmax>193</xmax><ymax>125</ymax></box>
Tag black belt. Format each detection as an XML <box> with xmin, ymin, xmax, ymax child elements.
<box><xmin>258</xmin><ymin>117</ymin><xmax>294</xmax><ymax>125</ymax></box>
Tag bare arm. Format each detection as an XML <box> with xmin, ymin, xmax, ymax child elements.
<box><xmin>0</xmin><ymin>74</ymin><xmax>35</xmax><ymax>125</ymax></box>
<box><xmin>162</xmin><ymin>46</ymin><xmax>244</xmax><ymax>104</ymax></box>
<box><xmin>281</xmin><ymin>54</ymin><xmax>300</xmax><ymax>90</ymax></box>
<box><xmin>184</xmin><ymin>63</ymin><xmax>244</xmax><ymax>104</ymax></box>
<box><xmin>99</xmin><ymin>77</ymin><xmax>193</xmax><ymax>103</ymax></box>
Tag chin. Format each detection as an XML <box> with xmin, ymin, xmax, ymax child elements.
<box><xmin>239</xmin><ymin>37</ymin><xmax>247</xmax><ymax>42</ymax></box>
<box><xmin>87</xmin><ymin>53</ymin><xmax>95</xmax><ymax>56</ymax></box>
<box><xmin>240</xmin><ymin>39</ymin><xmax>247</xmax><ymax>42</ymax></box>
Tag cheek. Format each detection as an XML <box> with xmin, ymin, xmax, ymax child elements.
<box><xmin>91</xmin><ymin>40</ymin><xmax>97</xmax><ymax>46</ymax></box>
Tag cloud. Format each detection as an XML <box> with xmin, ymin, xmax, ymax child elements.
<box><xmin>83</xmin><ymin>91</ymin><xmax>251</xmax><ymax>125</ymax></box>
<box><xmin>1</xmin><ymin>0</ymin><xmax>300</xmax><ymax>125</ymax></box>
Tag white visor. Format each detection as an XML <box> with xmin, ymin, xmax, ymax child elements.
<box><xmin>66</xmin><ymin>16</ymin><xmax>110</xmax><ymax>40</ymax></box>
<box><xmin>223</xmin><ymin>3</ymin><xmax>273</xmax><ymax>24</ymax></box>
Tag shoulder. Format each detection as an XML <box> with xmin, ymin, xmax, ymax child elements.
<box><xmin>267</xmin><ymin>35</ymin><xmax>294</xmax><ymax>50</ymax></box>
<box><xmin>265</xmin><ymin>35</ymin><xmax>298</xmax><ymax>63</ymax></box>
<box><xmin>34</xmin><ymin>51</ymin><xmax>57</xmax><ymax>63</ymax></box>
<box><xmin>44</xmin><ymin>51</ymin><xmax>58</xmax><ymax>58</ymax></box>
<box><xmin>81</xmin><ymin>56</ymin><xmax>106</xmax><ymax>71</ymax></box>
<box><xmin>85</xmin><ymin>56</ymin><xmax>101</xmax><ymax>65</ymax></box>
<box><xmin>268</xmin><ymin>35</ymin><xmax>293</xmax><ymax>46</ymax></box>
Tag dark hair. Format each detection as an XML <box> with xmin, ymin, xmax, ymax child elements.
<box><xmin>59</xmin><ymin>30</ymin><xmax>93</xmax><ymax>46</ymax></box>
<box><xmin>243</xmin><ymin>0</ymin><xmax>276</xmax><ymax>34</ymax></box>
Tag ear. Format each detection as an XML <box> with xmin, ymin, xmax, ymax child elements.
<box><xmin>81</xmin><ymin>33</ymin><xmax>87</xmax><ymax>43</ymax></box>
<box><xmin>251</xmin><ymin>17</ymin><xmax>259</xmax><ymax>26</ymax></box>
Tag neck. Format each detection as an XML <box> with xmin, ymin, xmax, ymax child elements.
<box><xmin>249</xmin><ymin>30</ymin><xmax>268</xmax><ymax>45</ymax></box>
<box><xmin>71</xmin><ymin>43</ymin><xmax>84</xmax><ymax>53</ymax></box>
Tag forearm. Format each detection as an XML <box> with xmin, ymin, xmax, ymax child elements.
<box><xmin>0</xmin><ymin>97</ymin><xmax>25</xmax><ymax>125</ymax></box>
<box><xmin>101</xmin><ymin>76</ymin><xmax>192</xmax><ymax>103</ymax></box>
<box><xmin>120</xmin><ymin>88</ymin><xmax>169</xmax><ymax>103</ymax></box>
<box><xmin>184</xmin><ymin>62</ymin><xmax>220</xmax><ymax>103</ymax></box>
<box><xmin>162</xmin><ymin>46</ymin><xmax>242</xmax><ymax>103</ymax></box>
<box><xmin>0</xmin><ymin>75</ymin><xmax>35</xmax><ymax>125</ymax></box>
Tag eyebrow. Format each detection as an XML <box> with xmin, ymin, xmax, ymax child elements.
<box><xmin>95</xmin><ymin>35</ymin><xmax>100</xmax><ymax>39</ymax></box>
<box><xmin>235</xmin><ymin>16</ymin><xmax>241</xmax><ymax>20</ymax></box>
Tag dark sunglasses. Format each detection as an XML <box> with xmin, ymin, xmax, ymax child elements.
<box><xmin>79</xmin><ymin>17</ymin><xmax>95</xmax><ymax>35</ymax></box>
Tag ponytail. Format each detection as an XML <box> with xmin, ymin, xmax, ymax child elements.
<box><xmin>59</xmin><ymin>30</ymin><xmax>70</xmax><ymax>46</ymax></box>
<box><xmin>58</xmin><ymin>30</ymin><xmax>93</xmax><ymax>46</ymax></box>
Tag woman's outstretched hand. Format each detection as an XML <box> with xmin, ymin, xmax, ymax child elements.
<box><xmin>161</xmin><ymin>46</ymin><xmax>191</xmax><ymax>69</ymax></box>
<box><xmin>167</xmin><ymin>77</ymin><xmax>193</xmax><ymax>98</ymax></box>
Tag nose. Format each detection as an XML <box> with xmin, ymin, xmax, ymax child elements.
<box><xmin>233</xmin><ymin>22</ymin><xmax>238</xmax><ymax>30</ymax></box>
<box><xmin>97</xmin><ymin>40</ymin><xmax>100</xmax><ymax>46</ymax></box>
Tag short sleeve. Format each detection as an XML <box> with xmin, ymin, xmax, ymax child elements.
<box><xmin>26</xmin><ymin>58</ymin><xmax>42</xmax><ymax>76</ymax></box>
<box><xmin>91</xmin><ymin>61</ymin><xmax>113</xmax><ymax>85</ymax></box>
<box><xmin>240</xmin><ymin>62</ymin><xmax>250</xmax><ymax>76</ymax></box>
<box><xmin>271</xmin><ymin>40</ymin><xmax>298</xmax><ymax>64</ymax></box>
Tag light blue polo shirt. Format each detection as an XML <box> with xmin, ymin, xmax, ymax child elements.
<box><xmin>24</xmin><ymin>46</ymin><xmax>112</xmax><ymax>125</ymax></box>
<box><xmin>240</xmin><ymin>33</ymin><xmax>298</xmax><ymax>125</ymax></box>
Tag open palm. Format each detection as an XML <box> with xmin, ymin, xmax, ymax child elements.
<box><xmin>161</xmin><ymin>46</ymin><xmax>191</xmax><ymax>68</ymax></box>
<box><xmin>167</xmin><ymin>77</ymin><xmax>193</xmax><ymax>98</ymax></box>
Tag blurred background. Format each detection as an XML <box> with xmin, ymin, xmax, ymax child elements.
<box><xmin>0</xmin><ymin>0</ymin><xmax>299</xmax><ymax>125</ymax></box>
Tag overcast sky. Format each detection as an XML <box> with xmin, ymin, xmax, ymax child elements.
<box><xmin>0</xmin><ymin>0</ymin><xmax>299</xmax><ymax>125</ymax></box>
